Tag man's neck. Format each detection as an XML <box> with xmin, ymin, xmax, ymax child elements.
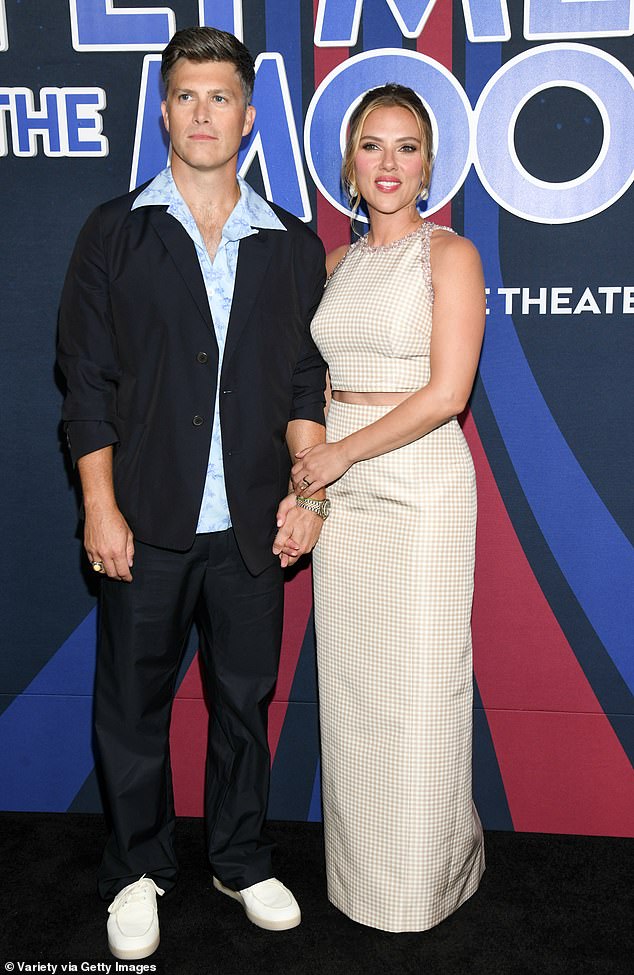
<box><xmin>170</xmin><ymin>160</ymin><xmax>240</xmax><ymax>215</ymax></box>
<box><xmin>170</xmin><ymin>162</ymin><xmax>241</xmax><ymax>261</ymax></box>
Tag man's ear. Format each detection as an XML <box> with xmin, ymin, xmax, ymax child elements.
<box><xmin>161</xmin><ymin>100</ymin><xmax>169</xmax><ymax>133</ymax></box>
<box><xmin>242</xmin><ymin>104</ymin><xmax>256</xmax><ymax>138</ymax></box>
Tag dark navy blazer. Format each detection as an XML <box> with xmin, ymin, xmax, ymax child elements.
<box><xmin>57</xmin><ymin>184</ymin><xmax>326</xmax><ymax>574</ymax></box>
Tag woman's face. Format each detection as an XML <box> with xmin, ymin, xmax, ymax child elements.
<box><xmin>353</xmin><ymin>105</ymin><xmax>425</xmax><ymax>217</ymax></box>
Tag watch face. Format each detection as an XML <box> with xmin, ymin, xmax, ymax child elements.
<box><xmin>323</xmin><ymin>499</ymin><xmax>331</xmax><ymax>518</ymax></box>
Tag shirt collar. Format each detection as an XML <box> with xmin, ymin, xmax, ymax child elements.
<box><xmin>131</xmin><ymin>167</ymin><xmax>286</xmax><ymax>241</ymax></box>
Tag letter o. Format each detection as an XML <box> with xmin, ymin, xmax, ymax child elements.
<box><xmin>474</xmin><ymin>43</ymin><xmax>634</xmax><ymax>223</ymax></box>
<box><xmin>304</xmin><ymin>49</ymin><xmax>473</xmax><ymax>220</ymax></box>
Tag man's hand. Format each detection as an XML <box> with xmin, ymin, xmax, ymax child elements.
<box><xmin>84</xmin><ymin>503</ymin><xmax>135</xmax><ymax>582</ymax></box>
<box><xmin>273</xmin><ymin>493</ymin><xmax>323</xmax><ymax>568</ymax></box>
<box><xmin>78</xmin><ymin>445</ymin><xmax>134</xmax><ymax>581</ymax></box>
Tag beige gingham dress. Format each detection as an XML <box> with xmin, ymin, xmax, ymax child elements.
<box><xmin>311</xmin><ymin>222</ymin><xmax>485</xmax><ymax>932</ymax></box>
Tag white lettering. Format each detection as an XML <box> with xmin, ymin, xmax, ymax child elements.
<box><xmin>522</xmin><ymin>288</ymin><xmax>548</xmax><ymax>314</ymax></box>
<box><xmin>498</xmin><ymin>287</ymin><xmax>521</xmax><ymax>314</ymax></box>
<box><xmin>550</xmin><ymin>287</ymin><xmax>573</xmax><ymax>314</ymax></box>
<box><xmin>0</xmin><ymin>87</ymin><xmax>108</xmax><ymax>158</ymax></box>
<box><xmin>69</xmin><ymin>0</ymin><xmax>175</xmax><ymax>52</ymax></box>
<box><xmin>198</xmin><ymin>1</ymin><xmax>243</xmax><ymax>39</ymax></box>
<box><xmin>573</xmin><ymin>287</ymin><xmax>602</xmax><ymax>314</ymax></box>
<box><xmin>493</xmin><ymin>285</ymin><xmax>632</xmax><ymax>315</ymax></box>
<box><xmin>597</xmin><ymin>286</ymin><xmax>621</xmax><ymax>314</ymax></box>
<box><xmin>524</xmin><ymin>0</ymin><xmax>634</xmax><ymax>41</ymax></box>
<box><xmin>474</xmin><ymin>44</ymin><xmax>634</xmax><ymax>223</ymax></box>
<box><xmin>315</xmin><ymin>0</ymin><xmax>439</xmax><ymax>47</ymax></box>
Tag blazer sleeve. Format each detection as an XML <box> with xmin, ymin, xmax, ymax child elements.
<box><xmin>57</xmin><ymin>205</ymin><xmax>122</xmax><ymax>465</ymax></box>
<box><xmin>288</xmin><ymin>231</ymin><xmax>327</xmax><ymax>425</ymax></box>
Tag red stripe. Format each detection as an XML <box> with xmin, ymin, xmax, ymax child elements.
<box><xmin>313</xmin><ymin>1</ymin><xmax>351</xmax><ymax>252</ymax></box>
<box><xmin>171</xmin><ymin>696</ymin><xmax>206</xmax><ymax>816</ymax></box>
<box><xmin>463</xmin><ymin>411</ymin><xmax>634</xmax><ymax>834</ymax></box>
<box><xmin>421</xmin><ymin>13</ymin><xmax>631</xmax><ymax>834</ymax></box>
<box><xmin>416</xmin><ymin>0</ymin><xmax>452</xmax><ymax>66</ymax></box>
<box><xmin>170</xmin><ymin>562</ymin><xmax>314</xmax><ymax>814</ymax></box>
<box><xmin>484</xmin><ymin>709</ymin><xmax>634</xmax><ymax>836</ymax></box>
<box><xmin>417</xmin><ymin>0</ymin><xmax>452</xmax><ymax>229</ymax></box>
<box><xmin>269</xmin><ymin>566</ymin><xmax>314</xmax><ymax>761</ymax></box>
<box><xmin>170</xmin><ymin>560</ymin><xmax>314</xmax><ymax>801</ymax></box>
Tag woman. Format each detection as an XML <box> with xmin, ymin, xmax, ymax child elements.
<box><xmin>291</xmin><ymin>83</ymin><xmax>486</xmax><ymax>932</ymax></box>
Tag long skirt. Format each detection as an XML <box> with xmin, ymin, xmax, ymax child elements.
<box><xmin>312</xmin><ymin>401</ymin><xmax>485</xmax><ymax>932</ymax></box>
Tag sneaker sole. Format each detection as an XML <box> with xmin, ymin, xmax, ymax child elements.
<box><xmin>108</xmin><ymin>933</ymin><xmax>160</xmax><ymax>960</ymax></box>
<box><xmin>212</xmin><ymin>877</ymin><xmax>301</xmax><ymax>931</ymax></box>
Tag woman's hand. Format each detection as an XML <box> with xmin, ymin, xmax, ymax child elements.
<box><xmin>292</xmin><ymin>441</ymin><xmax>352</xmax><ymax>496</ymax></box>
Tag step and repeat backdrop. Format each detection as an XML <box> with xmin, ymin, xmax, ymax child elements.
<box><xmin>1</xmin><ymin>0</ymin><xmax>632</xmax><ymax>834</ymax></box>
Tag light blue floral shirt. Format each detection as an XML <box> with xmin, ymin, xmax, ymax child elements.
<box><xmin>132</xmin><ymin>168</ymin><xmax>286</xmax><ymax>533</ymax></box>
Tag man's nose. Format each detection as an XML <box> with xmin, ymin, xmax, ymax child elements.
<box><xmin>193</xmin><ymin>102</ymin><xmax>211</xmax><ymax>124</ymax></box>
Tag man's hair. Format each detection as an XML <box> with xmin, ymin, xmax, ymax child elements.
<box><xmin>161</xmin><ymin>26</ymin><xmax>255</xmax><ymax>105</ymax></box>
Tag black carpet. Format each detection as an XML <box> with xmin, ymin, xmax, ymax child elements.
<box><xmin>1</xmin><ymin>814</ymin><xmax>631</xmax><ymax>975</ymax></box>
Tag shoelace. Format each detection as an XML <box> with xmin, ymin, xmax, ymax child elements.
<box><xmin>108</xmin><ymin>875</ymin><xmax>165</xmax><ymax>914</ymax></box>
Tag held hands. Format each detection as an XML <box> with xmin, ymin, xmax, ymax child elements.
<box><xmin>272</xmin><ymin>493</ymin><xmax>323</xmax><ymax>568</ymax></box>
<box><xmin>84</xmin><ymin>503</ymin><xmax>135</xmax><ymax>582</ymax></box>
<box><xmin>291</xmin><ymin>441</ymin><xmax>352</xmax><ymax>497</ymax></box>
<box><xmin>273</xmin><ymin>440</ymin><xmax>351</xmax><ymax>568</ymax></box>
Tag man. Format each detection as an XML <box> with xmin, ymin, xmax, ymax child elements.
<box><xmin>58</xmin><ymin>26</ymin><xmax>329</xmax><ymax>960</ymax></box>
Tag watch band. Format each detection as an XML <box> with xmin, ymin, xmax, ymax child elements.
<box><xmin>296</xmin><ymin>495</ymin><xmax>331</xmax><ymax>520</ymax></box>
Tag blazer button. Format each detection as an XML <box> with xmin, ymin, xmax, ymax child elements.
<box><xmin>196</xmin><ymin>352</ymin><xmax>208</xmax><ymax>363</ymax></box>
<box><xmin>192</xmin><ymin>415</ymin><xmax>204</xmax><ymax>426</ymax></box>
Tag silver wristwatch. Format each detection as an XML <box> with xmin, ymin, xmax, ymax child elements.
<box><xmin>296</xmin><ymin>495</ymin><xmax>331</xmax><ymax>520</ymax></box>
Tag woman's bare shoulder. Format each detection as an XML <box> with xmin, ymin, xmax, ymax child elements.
<box><xmin>430</xmin><ymin>228</ymin><xmax>481</xmax><ymax>271</ymax></box>
<box><xmin>326</xmin><ymin>244</ymin><xmax>350</xmax><ymax>277</ymax></box>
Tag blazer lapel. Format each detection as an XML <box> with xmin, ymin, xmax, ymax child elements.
<box><xmin>148</xmin><ymin>208</ymin><xmax>216</xmax><ymax>337</ymax></box>
<box><xmin>223</xmin><ymin>230</ymin><xmax>275</xmax><ymax>366</ymax></box>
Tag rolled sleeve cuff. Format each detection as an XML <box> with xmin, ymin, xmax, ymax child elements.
<box><xmin>288</xmin><ymin>402</ymin><xmax>326</xmax><ymax>425</ymax></box>
<box><xmin>65</xmin><ymin>420</ymin><xmax>119</xmax><ymax>466</ymax></box>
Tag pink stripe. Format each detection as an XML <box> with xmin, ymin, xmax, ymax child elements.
<box><xmin>269</xmin><ymin>566</ymin><xmax>314</xmax><ymax>762</ymax></box>
<box><xmin>463</xmin><ymin>411</ymin><xmax>634</xmax><ymax>834</ymax></box>
<box><xmin>416</xmin><ymin>0</ymin><xmax>452</xmax><ymax>66</ymax></box>
<box><xmin>417</xmin><ymin>5</ymin><xmax>452</xmax><ymax>228</ymax></box>
<box><xmin>313</xmin><ymin>1</ymin><xmax>351</xmax><ymax>252</ymax></box>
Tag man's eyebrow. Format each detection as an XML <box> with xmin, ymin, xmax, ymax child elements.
<box><xmin>172</xmin><ymin>86</ymin><xmax>233</xmax><ymax>95</ymax></box>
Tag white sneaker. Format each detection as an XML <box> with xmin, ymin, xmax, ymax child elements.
<box><xmin>213</xmin><ymin>876</ymin><xmax>301</xmax><ymax>931</ymax></box>
<box><xmin>107</xmin><ymin>875</ymin><xmax>165</xmax><ymax>959</ymax></box>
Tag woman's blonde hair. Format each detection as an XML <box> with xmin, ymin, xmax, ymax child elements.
<box><xmin>342</xmin><ymin>83</ymin><xmax>434</xmax><ymax>217</ymax></box>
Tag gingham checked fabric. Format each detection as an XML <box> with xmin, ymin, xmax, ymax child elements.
<box><xmin>311</xmin><ymin>223</ymin><xmax>485</xmax><ymax>932</ymax></box>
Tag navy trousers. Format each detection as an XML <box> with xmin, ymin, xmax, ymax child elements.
<box><xmin>94</xmin><ymin>529</ymin><xmax>284</xmax><ymax>899</ymax></box>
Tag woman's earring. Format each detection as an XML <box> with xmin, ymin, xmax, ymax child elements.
<box><xmin>417</xmin><ymin>182</ymin><xmax>429</xmax><ymax>203</ymax></box>
<box><xmin>346</xmin><ymin>181</ymin><xmax>364</xmax><ymax>237</ymax></box>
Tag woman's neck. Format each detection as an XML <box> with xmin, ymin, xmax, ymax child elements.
<box><xmin>365</xmin><ymin>207</ymin><xmax>423</xmax><ymax>247</ymax></box>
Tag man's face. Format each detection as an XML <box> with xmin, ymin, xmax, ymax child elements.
<box><xmin>161</xmin><ymin>58</ymin><xmax>255</xmax><ymax>177</ymax></box>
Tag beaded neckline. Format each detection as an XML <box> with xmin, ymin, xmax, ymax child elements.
<box><xmin>326</xmin><ymin>220</ymin><xmax>452</xmax><ymax>284</ymax></box>
<box><xmin>358</xmin><ymin>221</ymin><xmax>429</xmax><ymax>253</ymax></box>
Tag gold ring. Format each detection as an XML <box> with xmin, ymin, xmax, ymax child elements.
<box><xmin>302</xmin><ymin>477</ymin><xmax>311</xmax><ymax>487</ymax></box>
<box><xmin>91</xmin><ymin>561</ymin><xmax>106</xmax><ymax>574</ymax></box>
